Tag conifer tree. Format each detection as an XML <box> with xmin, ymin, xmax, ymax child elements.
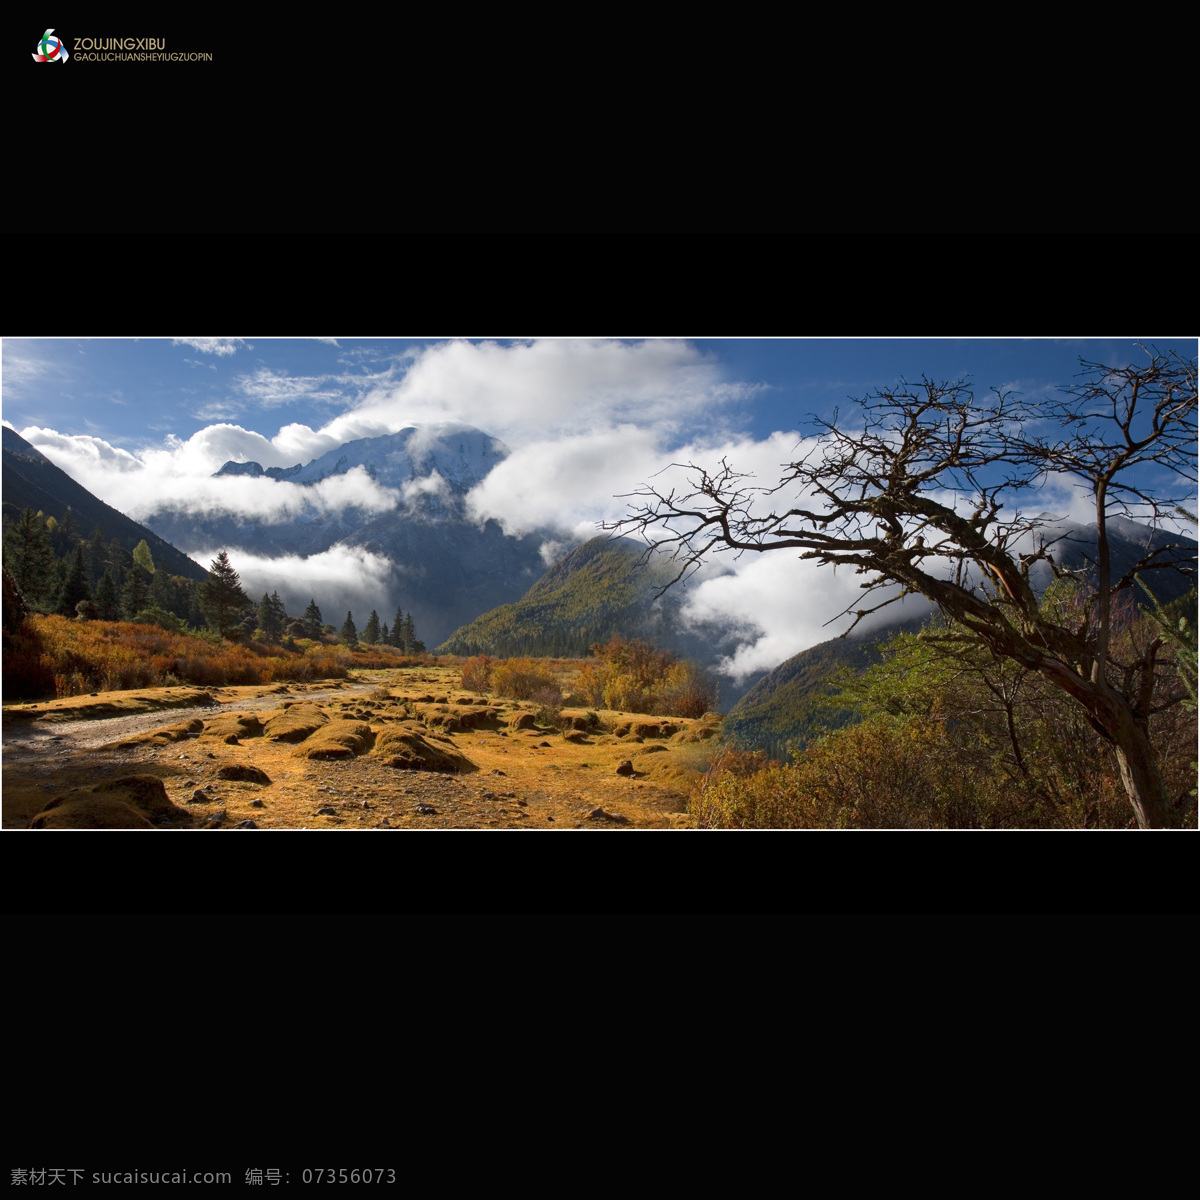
<box><xmin>121</xmin><ymin>565</ymin><xmax>151</xmax><ymax>620</ymax></box>
<box><xmin>198</xmin><ymin>551</ymin><xmax>251</xmax><ymax>639</ymax></box>
<box><xmin>381</xmin><ymin>622</ymin><xmax>390</xmax><ymax>645</ymax></box>
<box><xmin>107</xmin><ymin>537</ymin><xmax>132</xmax><ymax>585</ymax></box>
<box><xmin>363</xmin><ymin>610</ymin><xmax>381</xmax><ymax>644</ymax></box>
<box><xmin>57</xmin><ymin>544</ymin><xmax>92</xmax><ymax>617</ymax></box>
<box><xmin>94</xmin><ymin>571</ymin><xmax>121</xmax><ymax>621</ymax></box>
<box><xmin>339</xmin><ymin>612</ymin><xmax>358</xmax><ymax>646</ymax></box>
<box><xmin>257</xmin><ymin>592</ymin><xmax>285</xmax><ymax>642</ymax></box>
<box><xmin>304</xmin><ymin>599</ymin><xmax>323</xmax><ymax>640</ymax></box>
<box><xmin>391</xmin><ymin>607</ymin><xmax>405</xmax><ymax>647</ymax></box>
<box><xmin>86</xmin><ymin>526</ymin><xmax>107</xmax><ymax>588</ymax></box>
<box><xmin>4</xmin><ymin>508</ymin><xmax>57</xmax><ymax>607</ymax></box>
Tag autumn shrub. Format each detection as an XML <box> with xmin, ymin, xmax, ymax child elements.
<box><xmin>461</xmin><ymin>655</ymin><xmax>494</xmax><ymax>692</ymax></box>
<box><xmin>692</xmin><ymin>713</ymin><xmax>1059</xmax><ymax>829</ymax></box>
<box><xmin>490</xmin><ymin>657</ymin><xmax>562</xmax><ymax>701</ymax></box>
<box><xmin>579</xmin><ymin>634</ymin><xmax>714</xmax><ymax>717</ymax></box>
<box><xmin>528</xmin><ymin>685</ymin><xmax>565</xmax><ymax>727</ymax></box>
<box><xmin>1</xmin><ymin>615</ymin><xmax>351</xmax><ymax>699</ymax></box>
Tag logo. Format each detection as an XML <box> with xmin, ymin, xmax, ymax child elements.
<box><xmin>32</xmin><ymin>28</ymin><xmax>69</xmax><ymax>62</ymax></box>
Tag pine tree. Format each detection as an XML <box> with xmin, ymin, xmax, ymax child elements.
<box><xmin>107</xmin><ymin>537</ymin><xmax>132</xmax><ymax>585</ymax></box>
<box><xmin>304</xmin><ymin>599</ymin><xmax>323</xmax><ymax>640</ymax></box>
<box><xmin>391</xmin><ymin>607</ymin><xmax>405</xmax><ymax>647</ymax></box>
<box><xmin>94</xmin><ymin>571</ymin><xmax>120</xmax><ymax>621</ymax></box>
<box><xmin>121</xmin><ymin>565</ymin><xmax>151</xmax><ymax>620</ymax></box>
<box><xmin>339</xmin><ymin>612</ymin><xmax>358</xmax><ymax>646</ymax></box>
<box><xmin>381</xmin><ymin>622</ymin><xmax>390</xmax><ymax>645</ymax></box>
<box><xmin>401</xmin><ymin>613</ymin><xmax>417</xmax><ymax>653</ymax></box>
<box><xmin>57</xmin><ymin>544</ymin><xmax>92</xmax><ymax>616</ymax></box>
<box><xmin>257</xmin><ymin>591</ymin><xmax>286</xmax><ymax>642</ymax></box>
<box><xmin>363</xmin><ymin>610</ymin><xmax>381</xmax><ymax>644</ymax></box>
<box><xmin>86</xmin><ymin>525</ymin><xmax>107</xmax><ymax>588</ymax></box>
<box><xmin>198</xmin><ymin>551</ymin><xmax>251</xmax><ymax>639</ymax></box>
<box><xmin>3</xmin><ymin>508</ymin><xmax>57</xmax><ymax>607</ymax></box>
<box><xmin>149</xmin><ymin>568</ymin><xmax>176</xmax><ymax>613</ymax></box>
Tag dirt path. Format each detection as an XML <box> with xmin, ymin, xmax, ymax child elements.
<box><xmin>3</xmin><ymin>671</ymin><xmax>714</xmax><ymax>829</ymax></box>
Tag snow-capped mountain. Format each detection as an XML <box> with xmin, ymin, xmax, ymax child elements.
<box><xmin>212</xmin><ymin>426</ymin><xmax>508</xmax><ymax>493</ymax></box>
<box><xmin>143</xmin><ymin>425</ymin><xmax>546</xmax><ymax>646</ymax></box>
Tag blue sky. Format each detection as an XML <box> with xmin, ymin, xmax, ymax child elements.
<box><xmin>5</xmin><ymin>337</ymin><xmax>1194</xmax><ymax>453</ymax></box>
<box><xmin>3</xmin><ymin>337</ymin><xmax>1195</xmax><ymax>675</ymax></box>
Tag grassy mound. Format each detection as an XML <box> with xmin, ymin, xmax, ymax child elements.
<box><xmin>30</xmin><ymin>775</ymin><xmax>192</xmax><ymax>829</ymax></box>
<box><xmin>294</xmin><ymin>720</ymin><xmax>374</xmax><ymax>760</ymax></box>
<box><xmin>373</xmin><ymin>725</ymin><xmax>474</xmax><ymax>774</ymax></box>
<box><xmin>202</xmin><ymin>713</ymin><xmax>265</xmax><ymax>740</ymax></box>
<box><xmin>261</xmin><ymin>703</ymin><xmax>328</xmax><ymax>743</ymax></box>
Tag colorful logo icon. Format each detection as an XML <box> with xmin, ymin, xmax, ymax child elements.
<box><xmin>33</xmin><ymin>28</ymin><xmax>69</xmax><ymax>62</ymax></box>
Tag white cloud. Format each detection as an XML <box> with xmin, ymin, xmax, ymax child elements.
<box><xmin>346</xmin><ymin>337</ymin><xmax>760</xmax><ymax>447</ymax></box>
<box><xmin>172</xmin><ymin>338</ymin><xmax>245</xmax><ymax>356</ymax></box>
<box><xmin>19</xmin><ymin>425</ymin><xmax>399</xmax><ymax>526</ymax></box>
<box><xmin>190</xmin><ymin>545</ymin><xmax>395</xmax><ymax>622</ymax></box>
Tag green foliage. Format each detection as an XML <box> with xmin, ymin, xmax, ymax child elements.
<box><xmin>120</xmin><ymin>565</ymin><xmax>151</xmax><ymax>620</ymax></box>
<box><xmin>94</xmin><ymin>571</ymin><xmax>120</xmax><ymax>621</ymax></box>
<box><xmin>692</xmin><ymin>716</ymin><xmax>1041</xmax><ymax>828</ymax></box>
<box><xmin>130</xmin><ymin>606</ymin><xmax>185</xmax><ymax>633</ymax></box>
<box><xmin>132</xmin><ymin>539</ymin><xmax>155</xmax><ymax>575</ymax></box>
<box><xmin>723</xmin><ymin>632</ymin><xmax>890</xmax><ymax>758</ymax></box>
<box><xmin>694</xmin><ymin>598</ymin><xmax>1198</xmax><ymax>829</ymax></box>
<box><xmin>198</xmin><ymin>551</ymin><xmax>251</xmax><ymax>640</ymax></box>
<box><xmin>3</xmin><ymin>508</ymin><xmax>57</xmax><ymax>607</ymax></box>
<box><xmin>339</xmin><ymin>611</ymin><xmax>358</xmax><ymax>646</ymax></box>
<box><xmin>256</xmin><ymin>591</ymin><xmax>287</xmax><ymax>643</ymax></box>
<box><xmin>362</xmin><ymin>610</ymin><xmax>381</xmax><ymax>645</ymax></box>
<box><xmin>1138</xmin><ymin>580</ymin><xmax>1197</xmax><ymax>711</ymax></box>
<box><xmin>56</xmin><ymin>544</ymin><xmax>92</xmax><ymax>617</ymax></box>
<box><xmin>436</xmin><ymin>536</ymin><xmax>690</xmax><ymax>658</ymax></box>
<box><xmin>304</xmin><ymin>599</ymin><xmax>323</xmax><ymax>640</ymax></box>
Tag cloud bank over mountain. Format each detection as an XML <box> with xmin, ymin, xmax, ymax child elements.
<box><xmin>11</xmin><ymin>337</ymin><xmax>1152</xmax><ymax>681</ymax></box>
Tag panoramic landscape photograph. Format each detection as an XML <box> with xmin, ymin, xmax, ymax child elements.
<box><xmin>2</xmin><ymin>336</ymin><xmax>1195</xmax><ymax>830</ymax></box>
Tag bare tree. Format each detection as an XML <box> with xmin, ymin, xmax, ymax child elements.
<box><xmin>608</xmin><ymin>346</ymin><xmax>1197</xmax><ymax>828</ymax></box>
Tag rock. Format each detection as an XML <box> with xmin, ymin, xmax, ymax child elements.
<box><xmin>188</xmin><ymin>790</ymin><xmax>208</xmax><ymax>804</ymax></box>
<box><xmin>587</xmin><ymin>807</ymin><xmax>630</xmax><ymax>824</ymax></box>
<box><xmin>615</xmin><ymin>760</ymin><xmax>635</xmax><ymax>777</ymax></box>
<box><xmin>415</xmin><ymin>804</ymin><xmax>438</xmax><ymax>815</ymax></box>
<box><xmin>224</xmin><ymin>734</ymin><xmax>240</xmax><ymax>745</ymax></box>
<box><xmin>202</xmin><ymin>810</ymin><xmax>227</xmax><ymax>828</ymax></box>
<box><xmin>317</xmin><ymin>806</ymin><xmax>338</xmax><ymax>815</ymax></box>
<box><xmin>250</xmin><ymin>798</ymin><xmax>264</xmax><ymax>808</ymax></box>
<box><xmin>233</xmin><ymin>819</ymin><xmax>258</xmax><ymax>829</ymax></box>
<box><xmin>216</xmin><ymin>764</ymin><xmax>272</xmax><ymax>785</ymax></box>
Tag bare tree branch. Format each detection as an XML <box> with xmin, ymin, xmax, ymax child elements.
<box><xmin>606</xmin><ymin>352</ymin><xmax>1198</xmax><ymax>828</ymax></box>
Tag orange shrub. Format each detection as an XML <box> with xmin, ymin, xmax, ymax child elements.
<box><xmin>2</xmin><ymin>616</ymin><xmax>351</xmax><ymax>699</ymax></box>
<box><xmin>460</xmin><ymin>655</ymin><xmax>493</xmax><ymax>692</ymax></box>
<box><xmin>489</xmin><ymin>657</ymin><xmax>562</xmax><ymax>702</ymax></box>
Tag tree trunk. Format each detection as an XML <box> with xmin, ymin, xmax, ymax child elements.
<box><xmin>1105</xmin><ymin>704</ymin><xmax>1174</xmax><ymax>829</ymax></box>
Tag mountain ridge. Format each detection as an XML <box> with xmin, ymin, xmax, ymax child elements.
<box><xmin>2</xmin><ymin>427</ymin><xmax>208</xmax><ymax>582</ymax></box>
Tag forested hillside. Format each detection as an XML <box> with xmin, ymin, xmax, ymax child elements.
<box><xmin>2</xmin><ymin>427</ymin><xmax>206</xmax><ymax>582</ymax></box>
<box><xmin>436</xmin><ymin>536</ymin><xmax>729</xmax><ymax>661</ymax></box>
<box><xmin>722</xmin><ymin>624</ymin><xmax>914</xmax><ymax>760</ymax></box>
